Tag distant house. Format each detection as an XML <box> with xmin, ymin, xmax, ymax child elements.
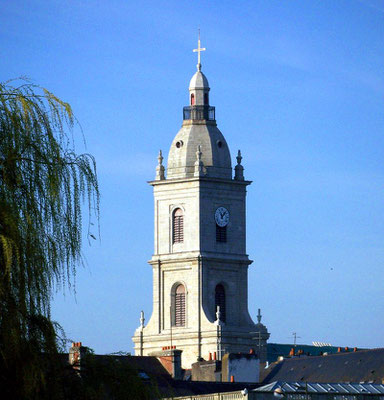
<box><xmin>165</xmin><ymin>348</ymin><xmax>384</xmax><ymax>400</ymax></box>
<box><xmin>67</xmin><ymin>343</ymin><xmax>261</xmax><ymax>398</ymax></box>
<box><xmin>262</xmin><ymin>348</ymin><xmax>384</xmax><ymax>384</ymax></box>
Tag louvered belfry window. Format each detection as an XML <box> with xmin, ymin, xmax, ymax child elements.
<box><xmin>215</xmin><ymin>284</ymin><xmax>226</xmax><ymax>323</ymax></box>
<box><xmin>175</xmin><ymin>284</ymin><xmax>186</xmax><ymax>327</ymax></box>
<box><xmin>173</xmin><ymin>208</ymin><xmax>184</xmax><ymax>243</ymax></box>
<box><xmin>216</xmin><ymin>225</ymin><xmax>227</xmax><ymax>242</ymax></box>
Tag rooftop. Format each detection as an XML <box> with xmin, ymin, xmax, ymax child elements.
<box><xmin>262</xmin><ymin>348</ymin><xmax>384</xmax><ymax>385</ymax></box>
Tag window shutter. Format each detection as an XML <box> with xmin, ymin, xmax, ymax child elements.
<box><xmin>173</xmin><ymin>208</ymin><xmax>184</xmax><ymax>243</ymax></box>
<box><xmin>175</xmin><ymin>285</ymin><xmax>186</xmax><ymax>326</ymax></box>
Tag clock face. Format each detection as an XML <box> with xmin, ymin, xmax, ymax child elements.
<box><xmin>215</xmin><ymin>207</ymin><xmax>229</xmax><ymax>227</ymax></box>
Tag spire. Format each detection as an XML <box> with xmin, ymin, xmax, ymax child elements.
<box><xmin>194</xmin><ymin>145</ymin><xmax>205</xmax><ymax>177</ymax></box>
<box><xmin>193</xmin><ymin>29</ymin><xmax>206</xmax><ymax>71</ymax></box>
<box><xmin>155</xmin><ymin>150</ymin><xmax>165</xmax><ymax>180</ymax></box>
<box><xmin>234</xmin><ymin>150</ymin><xmax>244</xmax><ymax>181</ymax></box>
<box><xmin>166</xmin><ymin>34</ymin><xmax>232</xmax><ymax>180</ymax></box>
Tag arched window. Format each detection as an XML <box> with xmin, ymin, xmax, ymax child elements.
<box><xmin>204</xmin><ymin>93</ymin><xmax>208</xmax><ymax>105</ymax></box>
<box><xmin>191</xmin><ymin>93</ymin><xmax>195</xmax><ymax>105</ymax></box>
<box><xmin>173</xmin><ymin>208</ymin><xmax>183</xmax><ymax>243</ymax></box>
<box><xmin>174</xmin><ymin>284</ymin><xmax>186</xmax><ymax>326</ymax></box>
<box><xmin>215</xmin><ymin>284</ymin><xmax>226</xmax><ymax>323</ymax></box>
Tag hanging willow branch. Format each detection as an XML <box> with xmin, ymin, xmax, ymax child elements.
<box><xmin>0</xmin><ymin>79</ymin><xmax>100</xmax><ymax>397</ymax></box>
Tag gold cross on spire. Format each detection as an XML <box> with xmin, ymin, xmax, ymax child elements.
<box><xmin>193</xmin><ymin>29</ymin><xmax>206</xmax><ymax>71</ymax></box>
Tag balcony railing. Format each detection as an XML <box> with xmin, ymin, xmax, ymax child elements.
<box><xmin>183</xmin><ymin>105</ymin><xmax>215</xmax><ymax>121</ymax></box>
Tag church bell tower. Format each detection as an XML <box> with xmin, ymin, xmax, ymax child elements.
<box><xmin>132</xmin><ymin>35</ymin><xmax>269</xmax><ymax>368</ymax></box>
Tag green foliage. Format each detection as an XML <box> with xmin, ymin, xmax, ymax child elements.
<box><xmin>75</xmin><ymin>351</ymin><xmax>161</xmax><ymax>400</ymax></box>
<box><xmin>0</xmin><ymin>79</ymin><xmax>99</xmax><ymax>398</ymax></box>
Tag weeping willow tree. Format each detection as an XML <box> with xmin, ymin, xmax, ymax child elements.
<box><xmin>0</xmin><ymin>79</ymin><xmax>99</xmax><ymax>398</ymax></box>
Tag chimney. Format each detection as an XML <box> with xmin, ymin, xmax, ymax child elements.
<box><xmin>289</xmin><ymin>348</ymin><xmax>295</xmax><ymax>356</ymax></box>
<box><xmin>171</xmin><ymin>349</ymin><xmax>183</xmax><ymax>380</ymax></box>
<box><xmin>337</xmin><ymin>347</ymin><xmax>342</xmax><ymax>353</ymax></box>
<box><xmin>149</xmin><ymin>348</ymin><xmax>183</xmax><ymax>380</ymax></box>
<box><xmin>69</xmin><ymin>341</ymin><xmax>86</xmax><ymax>371</ymax></box>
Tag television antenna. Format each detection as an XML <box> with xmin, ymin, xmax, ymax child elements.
<box><xmin>289</xmin><ymin>332</ymin><xmax>301</xmax><ymax>347</ymax></box>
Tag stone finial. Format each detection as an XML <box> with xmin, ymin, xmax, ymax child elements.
<box><xmin>140</xmin><ymin>310</ymin><xmax>145</xmax><ymax>329</ymax></box>
<box><xmin>234</xmin><ymin>149</ymin><xmax>244</xmax><ymax>181</ymax></box>
<box><xmin>194</xmin><ymin>145</ymin><xmax>205</xmax><ymax>177</ymax></box>
<box><xmin>196</xmin><ymin>145</ymin><xmax>202</xmax><ymax>160</ymax></box>
<box><xmin>236</xmin><ymin>150</ymin><xmax>242</xmax><ymax>165</ymax></box>
<box><xmin>155</xmin><ymin>150</ymin><xmax>165</xmax><ymax>180</ymax></box>
<box><xmin>215</xmin><ymin>305</ymin><xmax>223</xmax><ymax>326</ymax></box>
<box><xmin>257</xmin><ymin>308</ymin><xmax>262</xmax><ymax>324</ymax></box>
<box><xmin>216</xmin><ymin>305</ymin><xmax>221</xmax><ymax>321</ymax></box>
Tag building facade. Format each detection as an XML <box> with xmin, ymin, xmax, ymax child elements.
<box><xmin>132</xmin><ymin>38</ymin><xmax>269</xmax><ymax>368</ymax></box>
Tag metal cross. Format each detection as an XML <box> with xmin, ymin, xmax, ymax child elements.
<box><xmin>193</xmin><ymin>29</ymin><xmax>206</xmax><ymax>69</ymax></box>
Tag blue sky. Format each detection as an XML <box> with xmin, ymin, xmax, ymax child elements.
<box><xmin>1</xmin><ymin>0</ymin><xmax>383</xmax><ymax>354</ymax></box>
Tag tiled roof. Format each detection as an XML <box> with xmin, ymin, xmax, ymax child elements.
<box><xmin>262</xmin><ymin>348</ymin><xmax>384</xmax><ymax>384</ymax></box>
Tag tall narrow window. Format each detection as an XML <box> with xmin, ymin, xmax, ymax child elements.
<box><xmin>175</xmin><ymin>284</ymin><xmax>186</xmax><ymax>326</ymax></box>
<box><xmin>204</xmin><ymin>93</ymin><xmax>208</xmax><ymax>105</ymax></box>
<box><xmin>216</xmin><ymin>225</ymin><xmax>227</xmax><ymax>242</ymax></box>
<box><xmin>191</xmin><ymin>93</ymin><xmax>195</xmax><ymax>105</ymax></box>
<box><xmin>215</xmin><ymin>284</ymin><xmax>226</xmax><ymax>323</ymax></box>
<box><xmin>173</xmin><ymin>208</ymin><xmax>184</xmax><ymax>243</ymax></box>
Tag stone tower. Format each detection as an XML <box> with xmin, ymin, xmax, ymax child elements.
<box><xmin>132</xmin><ymin>37</ymin><xmax>269</xmax><ymax>368</ymax></box>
